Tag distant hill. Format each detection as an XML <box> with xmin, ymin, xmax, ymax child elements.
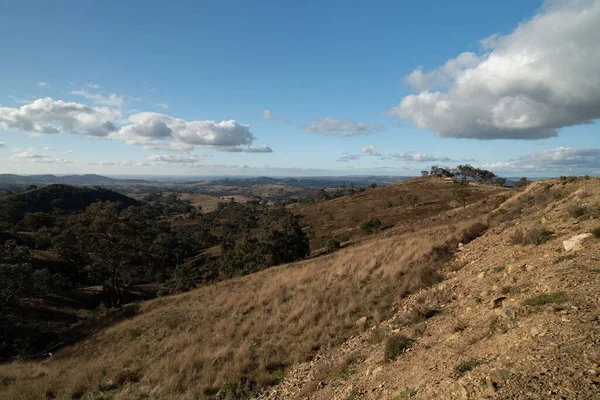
<box><xmin>0</xmin><ymin>174</ymin><xmax>148</xmax><ymax>188</ymax></box>
<box><xmin>0</xmin><ymin>184</ymin><xmax>140</xmax><ymax>225</ymax></box>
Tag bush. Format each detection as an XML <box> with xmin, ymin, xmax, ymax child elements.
<box><xmin>591</xmin><ymin>226</ymin><xmax>600</xmax><ymax>238</ymax></box>
<box><xmin>460</xmin><ymin>222</ymin><xmax>488</xmax><ymax>244</ymax></box>
<box><xmin>522</xmin><ymin>292</ymin><xmax>567</xmax><ymax>307</ymax></box>
<box><xmin>359</xmin><ymin>217</ymin><xmax>382</xmax><ymax>234</ymax></box>
<box><xmin>510</xmin><ymin>226</ymin><xmax>553</xmax><ymax>245</ymax></box>
<box><xmin>568</xmin><ymin>205</ymin><xmax>587</xmax><ymax>218</ymax></box>
<box><xmin>384</xmin><ymin>334</ymin><xmax>411</xmax><ymax>361</ymax></box>
<box><xmin>453</xmin><ymin>359</ymin><xmax>484</xmax><ymax>377</ymax></box>
<box><xmin>324</xmin><ymin>238</ymin><xmax>341</xmax><ymax>253</ymax></box>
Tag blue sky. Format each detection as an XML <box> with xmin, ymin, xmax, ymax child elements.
<box><xmin>1</xmin><ymin>0</ymin><xmax>599</xmax><ymax>176</ymax></box>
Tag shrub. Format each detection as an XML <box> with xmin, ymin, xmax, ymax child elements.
<box><xmin>523</xmin><ymin>227</ymin><xmax>553</xmax><ymax>245</ymax></box>
<box><xmin>591</xmin><ymin>226</ymin><xmax>600</xmax><ymax>238</ymax></box>
<box><xmin>384</xmin><ymin>334</ymin><xmax>411</xmax><ymax>361</ymax></box>
<box><xmin>324</xmin><ymin>238</ymin><xmax>341</xmax><ymax>253</ymax></box>
<box><xmin>509</xmin><ymin>228</ymin><xmax>524</xmax><ymax>245</ymax></box>
<box><xmin>522</xmin><ymin>292</ymin><xmax>567</xmax><ymax>307</ymax></box>
<box><xmin>359</xmin><ymin>217</ymin><xmax>382</xmax><ymax>234</ymax></box>
<box><xmin>511</xmin><ymin>226</ymin><xmax>553</xmax><ymax>245</ymax></box>
<box><xmin>453</xmin><ymin>359</ymin><xmax>484</xmax><ymax>377</ymax></box>
<box><xmin>460</xmin><ymin>222</ymin><xmax>487</xmax><ymax>244</ymax></box>
<box><xmin>568</xmin><ymin>205</ymin><xmax>587</xmax><ymax>218</ymax></box>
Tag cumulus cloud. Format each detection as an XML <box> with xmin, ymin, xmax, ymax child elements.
<box><xmin>37</xmin><ymin>81</ymin><xmax>48</xmax><ymax>87</ymax></box>
<box><xmin>392</xmin><ymin>152</ymin><xmax>451</xmax><ymax>162</ymax></box>
<box><xmin>484</xmin><ymin>147</ymin><xmax>600</xmax><ymax>172</ymax></box>
<box><xmin>0</xmin><ymin>98</ymin><xmax>120</xmax><ymax>136</ymax></box>
<box><xmin>115</xmin><ymin>112</ymin><xmax>256</xmax><ymax>149</ymax></box>
<box><xmin>0</xmin><ymin>98</ymin><xmax>272</xmax><ymax>153</ymax></box>
<box><xmin>361</xmin><ymin>145</ymin><xmax>381</xmax><ymax>156</ymax></box>
<box><xmin>87</xmin><ymin>83</ymin><xmax>100</xmax><ymax>89</ymax></box>
<box><xmin>304</xmin><ymin>117</ymin><xmax>384</xmax><ymax>136</ymax></box>
<box><xmin>70</xmin><ymin>90</ymin><xmax>125</xmax><ymax>107</ymax></box>
<box><xmin>389</xmin><ymin>0</ymin><xmax>600</xmax><ymax>140</ymax></box>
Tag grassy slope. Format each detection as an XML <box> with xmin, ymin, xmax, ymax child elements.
<box><xmin>0</xmin><ymin>178</ymin><xmax>510</xmax><ymax>399</ymax></box>
<box><xmin>292</xmin><ymin>177</ymin><xmax>504</xmax><ymax>251</ymax></box>
<box><xmin>259</xmin><ymin>177</ymin><xmax>600</xmax><ymax>400</ymax></box>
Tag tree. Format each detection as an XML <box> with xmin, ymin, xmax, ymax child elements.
<box><xmin>360</xmin><ymin>217</ymin><xmax>382</xmax><ymax>234</ymax></box>
<box><xmin>59</xmin><ymin>202</ymin><xmax>162</xmax><ymax>305</ymax></box>
<box><xmin>492</xmin><ymin>177</ymin><xmax>507</xmax><ymax>186</ymax></box>
<box><xmin>421</xmin><ymin>171</ymin><xmax>429</xmax><ymax>177</ymax></box>
<box><xmin>0</xmin><ymin>240</ymin><xmax>50</xmax><ymax>308</ymax></box>
<box><xmin>217</xmin><ymin>205</ymin><xmax>309</xmax><ymax>277</ymax></box>
<box><xmin>515</xmin><ymin>177</ymin><xmax>530</xmax><ymax>188</ymax></box>
<box><xmin>452</xmin><ymin>181</ymin><xmax>471</xmax><ymax>208</ymax></box>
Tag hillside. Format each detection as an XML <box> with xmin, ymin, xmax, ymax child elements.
<box><xmin>291</xmin><ymin>177</ymin><xmax>507</xmax><ymax>251</ymax></box>
<box><xmin>0</xmin><ymin>177</ymin><xmax>598</xmax><ymax>399</ymax></box>
<box><xmin>0</xmin><ymin>184</ymin><xmax>140</xmax><ymax>225</ymax></box>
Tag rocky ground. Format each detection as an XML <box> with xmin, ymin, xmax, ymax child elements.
<box><xmin>256</xmin><ymin>178</ymin><xmax>600</xmax><ymax>400</ymax></box>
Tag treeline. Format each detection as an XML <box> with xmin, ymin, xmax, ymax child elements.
<box><xmin>421</xmin><ymin>164</ymin><xmax>534</xmax><ymax>188</ymax></box>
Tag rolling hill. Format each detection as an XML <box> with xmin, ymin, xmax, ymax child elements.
<box><xmin>0</xmin><ymin>177</ymin><xmax>598</xmax><ymax>399</ymax></box>
<box><xmin>0</xmin><ymin>184</ymin><xmax>140</xmax><ymax>226</ymax></box>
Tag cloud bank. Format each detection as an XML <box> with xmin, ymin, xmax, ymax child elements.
<box><xmin>484</xmin><ymin>147</ymin><xmax>600</xmax><ymax>172</ymax></box>
<box><xmin>0</xmin><ymin>98</ymin><xmax>271</xmax><ymax>153</ymax></box>
<box><xmin>389</xmin><ymin>0</ymin><xmax>600</xmax><ymax>139</ymax></box>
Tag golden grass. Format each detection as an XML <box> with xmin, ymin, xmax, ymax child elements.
<box><xmin>0</xmin><ymin>180</ymin><xmax>505</xmax><ymax>399</ymax></box>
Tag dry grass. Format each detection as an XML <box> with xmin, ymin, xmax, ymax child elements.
<box><xmin>291</xmin><ymin>177</ymin><xmax>508</xmax><ymax>251</ymax></box>
<box><xmin>0</xmin><ymin>180</ymin><xmax>505</xmax><ymax>399</ymax></box>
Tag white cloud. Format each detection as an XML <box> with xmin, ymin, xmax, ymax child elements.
<box><xmin>37</xmin><ymin>81</ymin><xmax>48</xmax><ymax>87</ymax></box>
<box><xmin>389</xmin><ymin>0</ymin><xmax>600</xmax><ymax>140</ymax></box>
<box><xmin>219</xmin><ymin>145</ymin><xmax>273</xmax><ymax>153</ymax></box>
<box><xmin>361</xmin><ymin>145</ymin><xmax>381</xmax><ymax>156</ymax></box>
<box><xmin>403</xmin><ymin>52</ymin><xmax>480</xmax><ymax>91</ymax></box>
<box><xmin>86</xmin><ymin>160</ymin><xmax>133</xmax><ymax>167</ymax></box>
<box><xmin>70</xmin><ymin>90</ymin><xmax>125</xmax><ymax>107</ymax></box>
<box><xmin>87</xmin><ymin>83</ymin><xmax>100</xmax><ymax>89</ymax></box>
<box><xmin>263</xmin><ymin>109</ymin><xmax>278</xmax><ymax>121</ymax></box>
<box><xmin>66</xmin><ymin>149</ymin><xmax>74</xmax><ymax>154</ymax></box>
<box><xmin>246</xmin><ymin>145</ymin><xmax>273</xmax><ymax>153</ymax></box>
<box><xmin>336</xmin><ymin>154</ymin><xmax>361</xmax><ymax>162</ymax></box>
<box><xmin>157</xmin><ymin>103</ymin><xmax>169</xmax><ymax>110</ymax></box>
<box><xmin>0</xmin><ymin>98</ymin><xmax>120</xmax><ymax>136</ymax></box>
<box><xmin>12</xmin><ymin>150</ymin><xmax>48</xmax><ymax>159</ymax></box>
<box><xmin>304</xmin><ymin>117</ymin><xmax>384</xmax><ymax>136</ymax></box>
<box><xmin>43</xmin><ymin>146</ymin><xmax>57</xmax><ymax>151</ymax></box>
<box><xmin>392</xmin><ymin>152</ymin><xmax>451</xmax><ymax>162</ymax></box>
<box><xmin>147</xmin><ymin>153</ymin><xmax>207</xmax><ymax>164</ymax></box>
<box><xmin>115</xmin><ymin>112</ymin><xmax>256</xmax><ymax>148</ymax></box>
<box><xmin>484</xmin><ymin>147</ymin><xmax>600</xmax><ymax>172</ymax></box>
<box><xmin>1</xmin><ymin>98</ymin><xmax>272</xmax><ymax>152</ymax></box>
<box><xmin>0</xmin><ymin>142</ymin><xmax>6</xmax><ymax>148</ymax></box>
<box><xmin>168</xmin><ymin>142</ymin><xmax>194</xmax><ymax>152</ymax></box>
<box><xmin>35</xmin><ymin>158</ymin><xmax>71</xmax><ymax>165</ymax></box>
